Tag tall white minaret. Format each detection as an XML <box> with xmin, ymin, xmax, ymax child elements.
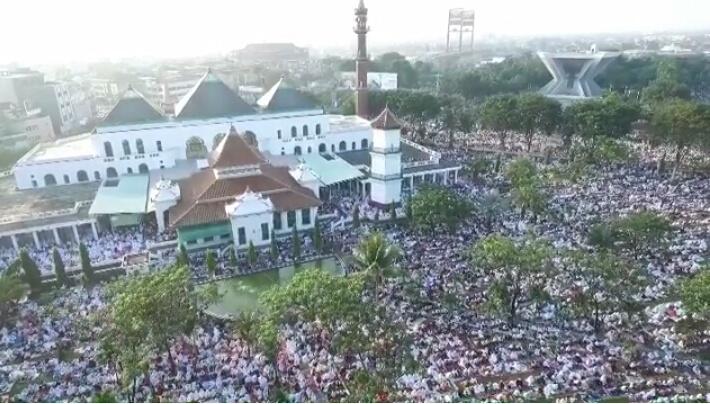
<box><xmin>369</xmin><ymin>106</ymin><xmax>402</xmax><ymax>206</ymax></box>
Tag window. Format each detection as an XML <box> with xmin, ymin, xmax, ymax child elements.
<box><xmin>186</xmin><ymin>240</ymin><xmax>197</xmax><ymax>246</ymax></box>
<box><xmin>106</xmin><ymin>167</ymin><xmax>118</xmax><ymax>178</ymax></box>
<box><xmin>138</xmin><ymin>163</ymin><xmax>149</xmax><ymax>174</ymax></box>
<box><xmin>291</xmin><ymin>126</ymin><xmax>297</xmax><ymax>138</ymax></box>
<box><xmin>127</xmin><ymin>167</ymin><xmax>133</xmax><ymax>174</ymax></box>
<box><xmin>339</xmin><ymin>141</ymin><xmax>346</xmax><ymax>151</ymax></box>
<box><xmin>104</xmin><ymin>142</ymin><xmax>113</xmax><ymax>157</ymax></box>
<box><xmin>203</xmin><ymin>236</ymin><xmax>214</xmax><ymax>242</ymax></box>
<box><xmin>221</xmin><ymin>233</ymin><xmax>232</xmax><ymax>240</ymax></box>
<box><xmin>273</xmin><ymin>212</ymin><xmax>282</xmax><ymax>230</ymax></box>
<box><xmin>122</xmin><ymin>139</ymin><xmax>131</xmax><ymax>155</ymax></box>
<box><xmin>307</xmin><ymin>146</ymin><xmax>312</xmax><ymax>154</ymax></box>
<box><xmin>77</xmin><ymin>170</ymin><xmax>88</xmax><ymax>182</ymax></box>
<box><xmin>352</xmin><ymin>141</ymin><xmax>356</xmax><ymax>150</ymax></box>
<box><xmin>281</xmin><ymin>148</ymin><xmax>285</xmax><ymax>156</ymax></box>
<box><xmin>331</xmin><ymin>144</ymin><xmax>335</xmax><ymax>152</ymax></box>
<box><xmin>301</xmin><ymin>208</ymin><xmax>311</xmax><ymax>225</ymax></box>
<box><xmin>361</xmin><ymin>139</ymin><xmax>369</xmax><ymax>149</ymax></box>
<box><xmin>63</xmin><ymin>174</ymin><xmax>70</xmax><ymax>184</ymax></box>
<box><xmin>316</xmin><ymin>124</ymin><xmax>321</xmax><ymax>135</ymax></box>
<box><xmin>31</xmin><ymin>180</ymin><xmax>37</xmax><ymax>188</ymax></box>
<box><xmin>319</xmin><ymin>143</ymin><xmax>326</xmax><ymax>153</ymax></box>
<box><xmin>277</xmin><ymin>130</ymin><xmax>282</xmax><ymax>139</ymax></box>
<box><xmin>44</xmin><ymin>174</ymin><xmax>57</xmax><ymax>186</ymax></box>
<box><xmin>287</xmin><ymin>211</ymin><xmax>296</xmax><ymax>227</ymax></box>
<box><xmin>136</xmin><ymin>139</ymin><xmax>145</xmax><ymax>154</ymax></box>
<box><xmin>238</xmin><ymin>227</ymin><xmax>246</xmax><ymax>245</ymax></box>
<box><xmin>94</xmin><ymin>171</ymin><xmax>101</xmax><ymax>180</ymax></box>
<box><xmin>261</xmin><ymin>223</ymin><xmax>270</xmax><ymax>241</ymax></box>
<box><xmin>302</xmin><ymin>125</ymin><xmax>309</xmax><ymax>136</ymax></box>
<box><xmin>294</xmin><ymin>146</ymin><xmax>302</xmax><ymax>156</ymax></box>
<box><xmin>156</xmin><ymin>140</ymin><xmax>163</xmax><ymax>152</ymax></box>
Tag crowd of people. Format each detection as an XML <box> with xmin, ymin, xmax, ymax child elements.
<box><xmin>1</xmin><ymin>134</ymin><xmax>709</xmax><ymax>402</ymax></box>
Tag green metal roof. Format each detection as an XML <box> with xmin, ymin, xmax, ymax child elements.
<box><xmin>89</xmin><ymin>175</ymin><xmax>150</xmax><ymax>215</ymax></box>
<box><xmin>299</xmin><ymin>154</ymin><xmax>365</xmax><ymax>186</ymax></box>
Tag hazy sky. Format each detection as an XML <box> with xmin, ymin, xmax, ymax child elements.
<box><xmin>2</xmin><ymin>0</ymin><xmax>709</xmax><ymax>65</ymax></box>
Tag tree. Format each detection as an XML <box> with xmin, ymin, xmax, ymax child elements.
<box><xmin>102</xmin><ymin>266</ymin><xmax>214</xmax><ymax>378</ymax></box>
<box><xmin>561</xmin><ymin>250</ymin><xmax>645</xmax><ymax>332</ymax></box>
<box><xmin>270</xmin><ymin>230</ymin><xmax>279</xmax><ymax>260</ymax></box>
<box><xmin>516</xmin><ymin>93</ymin><xmax>562</xmax><ymax>152</ymax></box>
<box><xmin>464</xmin><ymin>158</ymin><xmax>492</xmax><ymax>181</ymax></box>
<box><xmin>650</xmin><ymin>99</ymin><xmax>709</xmax><ymax>174</ymax></box>
<box><xmin>470</xmin><ymin>234</ymin><xmax>553</xmax><ymax>325</ymax></box>
<box><xmin>404</xmin><ymin>198</ymin><xmax>413</xmax><ymax>221</ymax></box>
<box><xmin>52</xmin><ymin>247</ymin><xmax>68</xmax><ymax>287</ymax></box>
<box><xmin>410</xmin><ymin>185</ymin><xmax>472</xmax><ymax>232</ymax></box>
<box><xmin>20</xmin><ymin>249</ymin><xmax>42</xmax><ymax>295</ymax></box>
<box><xmin>612</xmin><ymin>212</ymin><xmax>672</xmax><ymax>257</ymax></box>
<box><xmin>247</xmin><ymin>241</ymin><xmax>258</xmax><ymax>266</ymax></box>
<box><xmin>177</xmin><ymin>244</ymin><xmax>190</xmax><ymax>268</ymax></box>
<box><xmin>477</xmin><ymin>190</ymin><xmax>509</xmax><ymax>229</ymax></box>
<box><xmin>79</xmin><ymin>243</ymin><xmax>93</xmax><ymax>285</ymax></box>
<box><xmin>389</xmin><ymin>202</ymin><xmax>397</xmax><ymax>222</ymax></box>
<box><xmin>206</xmin><ymin>249</ymin><xmax>217</xmax><ymax>278</ymax></box>
<box><xmin>228</xmin><ymin>246</ymin><xmax>238</xmax><ymax>268</ymax></box>
<box><xmin>352</xmin><ymin>205</ymin><xmax>360</xmax><ymax>228</ymax></box>
<box><xmin>565</xmin><ymin>94</ymin><xmax>640</xmax><ymax>148</ymax></box>
<box><xmin>233</xmin><ymin>310</ymin><xmax>260</xmax><ymax>357</ymax></box>
<box><xmin>351</xmin><ymin>232</ymin><xmax>401</xmax><ymax>303</ymax></box>
<box><xmin>479</xmin><ymin>94</ymin><xmax>519</xmax><ymax>148</ymax></box>
<box><xmin>312</xmin><ymin>219</ymin><xmax>323</xmax><ymax>253</ymax></box>
<box><xmin>511</xmin><ymin>183</ymin><xmax>547</xmax><ymax>219</ymax></box>
<box><xmin>587</xmin><ymin>223</ymin><xmax>616</xmax><ymax>250</ymax></box>
<box><xmin>291</xmin><ymin>226</ymin><xmax>300</xmax><ymax>261</ymax></box>
<box><xmin>505</xmin><ymin>158</ymin><xmax>538</xmax><ymax>188</ymax></box>
<box><xmin>0</xmin><ymin>273</ymin><xmax>27</xmax><ymax>322</ymax></box>
<box><xmin>678</xmin><ymin>265</ymin><xmax>710</xmax><ymax>320</ymax></box>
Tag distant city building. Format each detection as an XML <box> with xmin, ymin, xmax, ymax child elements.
<box><xmin>538</xmin><ymin>49</ymin><xmax>619</xmax><ymax>105</ymax></box>
<box><xmin>340</xmin><ymin>72</ymin><xmax>398</xmax><ymax>90</ymax></box>
<box><xmin>0</xmin><ymin>104</ymin><xmax>56</xmax><ymax>149</ymax></box>
<box><xmin>232</xmin><ymin>43</ymin><xmax>309</xmax><ymax>65</ymax></box>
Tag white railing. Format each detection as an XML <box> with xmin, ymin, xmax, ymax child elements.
<box><xmin>0</xmin><ymin>200</ymin><xmax>93</xmax><ymax>225</ymax></box>
<box><xmin>401</xmin><ymin>138</ymin><xmax>441</xmax><ymax>160</ymax></box>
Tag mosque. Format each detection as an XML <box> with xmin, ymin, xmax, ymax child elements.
<box><xmin>4</xmin><ymin>1</ymin><xmax>460</xmax><ymax>251</ymax></box>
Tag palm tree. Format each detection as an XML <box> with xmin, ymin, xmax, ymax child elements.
<box><xmin>233</xmin><ymin>311</ymin><xmax>260</xmax><ymax>357</ymax></box>
<box><xmin>351</xmin><ymin>232</ymin><xmax>401</xmax><ymax>303</ymax></box>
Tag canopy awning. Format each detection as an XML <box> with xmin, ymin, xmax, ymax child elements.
<box><xmin>299</xmin><ymin>154</ymin><xmax>365</xmax><ymax>186</ymax></box>
<box><xmin>89</xmin><ymin>174</ymin><xmax>150</xmax><ymax>215</ymax></box>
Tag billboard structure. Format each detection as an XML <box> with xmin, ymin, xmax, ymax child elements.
<box><xmin>446</xmin><ymin>9</ymin><xmax>475</xmax><ymax>53</ymax></box>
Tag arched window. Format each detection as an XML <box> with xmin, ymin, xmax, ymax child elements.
<box><xmin>302</xmin><ymin>125</ymin><xmax>309</xmax><ymax>137</ymax></box>
<box><xmin>77</xmin><ymin>170</ymin><xmax>88</xmax><ymax>182</ymax></box>
<box><xmin>277</xmin><ymin>130</ymin><xmax>282</xmax><ymax>140</ymax></box>
<box><xmin>185</xmin><ymin>137</ymin><xmax>208</xmax><ymax>159</ymax></box>
<box><xmin>315</xmin><ymin>124</ymin><xmax>321</xmax><ymax>135</ymax></box>
<box><xmin>294</xmin><ymin>146</ymin><xmax>302</xmax><ymax>156</ymax></box>
<box><xmin>281</xmin><ymin>148</ymin><xmax>285</xmax><ymax>156</ymax></box>
<box><xmin>156</xmin><ymin>140</ymin><xmax>163</xmax><ymax>152</ymax></box>
<box><xmin>307</xmin><ymin>146</ymin><xmax>312</xmax><ymax>154</ymax></box>
<box><xmin>244</xmin><ymin>131</ymin><xmax>258</xmax><ymax>147</ymax></box>
<box><xmin>136</xmin><ymin>139</ymin><xmax>145</xmax><ymax>154</ymax></box>
<box><xmin>122</xmin><ymin>139</ymin><xmax>131</xmax><ymax>155</ymax></box>
<box><xmin>291</xmin><ymin>126</ymin><xmax>297</xmax><ymax>138</ymax></box>
<box><xmin>138</xmin><ymin>163</ymin><xmax>149</xmax><ymax>174</ymax></box>
<box><xmin>104</xmin><ymin>142</ymin><xmax>113</xmax><ymax>157</ymax></box>
<box><xmin>63</xmin><ymin>174</ymin><xmax>70</xmax><ymax>184</ymax></box>
<box><xmin>339</xmin><ymin>141</ymin><xmax>346</xmax><ymax>151</ymax></box>
<box><xmin>44</xmin><ymin>174</ymin><xmax>57</xmax><ymax>186</ymax></box>
<box><xmin>331</xmin><ymin>144</ymin><xmax>336</xmax><ymax>152</ymax></box>
<box><xmin>106</xmin><ymin>167</ymin><xmax>118</xmax><ymax>178</ymax></box>
<box><xmin>94</xmin><ymin>171</ymin><xmax>101</xmax><ymax>180</ymax></box>
<box><xmin>318</xmin><ymin>143</ymin><xmax>326</xmax><ymax>153</ymax></box>
<box><xmin>351</xmin><ymin>142</ymin><xmax>356</xmax><ymax>150</ymax></box>
<box><xmin>361</xmin><ymin>139</ymin><xmax>369</xmax><ymax>149</ymax></box>
<box><xmin>127</xmin><ymin>167</ymin><xmax>133</xmax><ymax>174</ymax></box>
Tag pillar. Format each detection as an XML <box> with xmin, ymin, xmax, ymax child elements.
<box><xmin>156</xmin><ymin>210</ymin><xmax>166</xmax><ymax>233</ymax></box>
<box><xmin>442</xmin><ymin>172</ymin><xmax>448</xmax><ymax>185</ymax></box>
<box><xmin>454</xmin><ymin>169</ymin><xmax>458</xmax><ymax>183</ymax></box>
<box><xmin>11</xmin><ymin>235</ymin><xmax>19</xmax><ymax>251</ymax></box>
<box><xmin>53</xmin><ymin>228</ymin><xmax>61</xmax><ymax>245</ymax></box>
<box><xmin>91</xmin><ymin>222</ymin><xmax>99</xmax><ymax>239</ymax></box>
<box><xmin>72</xmin><ymin>225</ymin><xmax>80</xmax><ymax>243</ymax></box>
<box><xmin>32</xmin><ymin>231</ymin><xmax>40</xmax><ymax>249</ymax></box>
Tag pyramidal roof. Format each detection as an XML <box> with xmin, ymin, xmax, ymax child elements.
<box><xmin>99</xmin><ymin>86</ymin><xmax>164</xmax><ymax>127</ymax></box>
<box><xmin>371</xmin><ymin>106</ymin><xmax>403</xmax><ymax>130</ymax></box>
<box><xmin>211</xmin><ymin>126</ymin><xmax>265</xmax><ymax>168</ymax></box>
<box><xmin>175</xmin><ymin>69</ymin><xmax>255</xmax><ymax>120</ymax></box>
<box><xmin>257</xmin><ymin>78</ymin><xmax>318</xmax><ymax>112</ymax></box>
